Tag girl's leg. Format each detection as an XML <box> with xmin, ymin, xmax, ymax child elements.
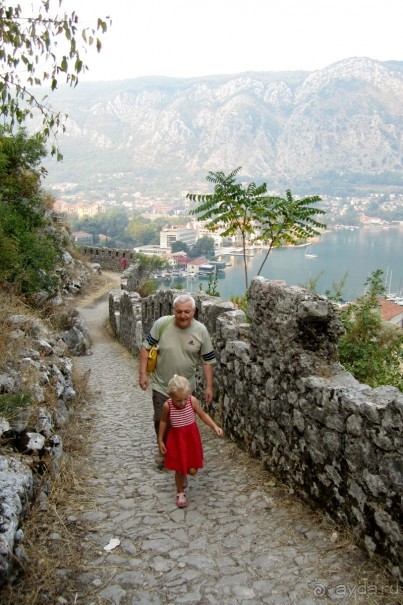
<box><xmin>175</xmin><ymin>471</ymin><xmax>186</xmax><ymax>492</ymax></box>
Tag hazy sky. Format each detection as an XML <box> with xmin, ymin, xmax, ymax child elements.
<box><xmin>64</xmin><ymin>0</ymin><xmax>402</xmax><ymax>81</ymax></box>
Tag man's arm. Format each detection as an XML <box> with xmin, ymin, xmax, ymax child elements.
<box><xmin>202</xmin><ymin>363</ymin><xmax>214</xmax><ymax>404</ymax></box>
<box><xmin>139</xmin><ymin>346</ymin><xmax>150</xmax><ymax>391</ymax></box>
<box><xmin>139</xmin><ymin>317</ymin><xmax>165</xmax><ymax>390</ymax></box>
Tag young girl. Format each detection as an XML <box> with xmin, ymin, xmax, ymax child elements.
<box><xmin>158</xmin><ymin>374</ymin><xmax>223</xmax><ymax>508</ymax></box>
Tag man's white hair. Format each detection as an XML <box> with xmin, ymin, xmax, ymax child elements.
<box><xmin>173</xmin><ymin>294</ymin><xmax>195</xmax><ymax>309</ymax></box>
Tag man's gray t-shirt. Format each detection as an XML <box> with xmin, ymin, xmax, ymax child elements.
<box><xmin>143</xmin><ymin>316</ymin><xmax>216</xmax><ymax>397</ymax></box>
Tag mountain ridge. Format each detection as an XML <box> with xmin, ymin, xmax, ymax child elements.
<box><xmin>43</xmin><ymin>57</ymin><xmax>403</xmax><ymax>200</ymax></box>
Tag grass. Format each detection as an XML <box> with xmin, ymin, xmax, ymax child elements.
<box><xmin>0</xmin><ymin>366</ymin><xmax>94</xmax><ymax>605</ymax></box>
<box><xmin>0</xmin><ymin>270</ymin><xmax>100</xmax><ymax>603</ymax></box>
<box><xmin>0</xmin><ymin>267</ymin><xmax>121</xmax><ymax>603</ymax></box>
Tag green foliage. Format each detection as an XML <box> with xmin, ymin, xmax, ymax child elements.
<box><xmin>205</xmin><ymin>269</ymin><xmax>220</xmax><ymax>297</ymax></box>
<box><xmin>300</xmin><ymin>271</ymin><xmax>325</xmax><ymax>293</ymax></box>
<box><xmin>339</xmin><ymin>270</ymin><xmax>403</xmax><ymax>391</ymax></box>
<box><xmin>190</xmin><ymin>235</ymin><xmax>215</xmax><ymax>259</ymax></box>
<box><xmin>0</xmin><ymin>1</ymin><xmax>110</xmax><ymax>156</ymax></box>
<box><xmin>71</xmin><ymin>212</ymin><xmax>166</xmax><ymax>247</ymax></box>
<box><xmin>0</xmin><ymin>222</ymin><xmax>20</xmax><ymax>280</ymax></box>
<box><xmin>71</xmin><ymin>209</ymin><xmax>131</xmax><ymax>244</ymax></box>
<box><xmin>131</xmin><ymin>253</ymin><xmax>169</xmax><ymax>297</ymax></box>
<box><xmin>171</xmin><ymin>240</ymin><xmax>190</xmax><ymax>254</ymax></box>
<box><xmin>301</xmin><ymin>270</ymin><xmax>349</xmax><ymax>303</ymax></box>
<box><xmin>188</xmin><ymin>167</ymin><xmax>325</xmax><ymax>289</ymax></box>
<box><xmin>188</xmin><ymin>167</ymin><xmax>268</xmax><ymax>289</ymax></box>
<box><xmin>325</xmin><ymin>272</ymin><xmax>349</xmax><ymax>303</ymax></box>
<box><xmin>134</xmin><ymin>253</ymin><xmax>168</xmax><ymax>273</ymax></box>
<box><xmin>0</xmin><ymin>391</ymin><xmax>32</xmax><ymax>418</ymax></box>
<box><xmin>125</xmin><ymin>215</ymin><xmax>166</xmax><ymax>247</ymax></box>
<box><xmin>137</xmin><ymin>278</ymin><xmax>158</xmax><ymax>298</ymax></box>
<box><xmin>0</xmin><ymin>127</ymin><xmax>63</xmax><ymax>296</ymax></box>
<box><xmin>230</xmin><ymin>292</ymin><xmax>248</xmax><ymax>313</ymax></box>
<box><xmin>254</xmin><ymin>189</ymin><xmax>326</xmax><ymax>276</ymax></box>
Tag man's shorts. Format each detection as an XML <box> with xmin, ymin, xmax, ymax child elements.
<box><xmin>152</xmin><ymin>390</ymin><xmax>168</xmax><ymax>424</ymax></box>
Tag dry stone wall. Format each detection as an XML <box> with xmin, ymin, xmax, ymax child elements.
<box><xmin>110</xmin><ymin>277</ymin><xmax>403</xmax><ymax>582</ymax></box>
<box><xmin>80</xmin><ymin>246</ymin><xmax>134</xmax><ymax>271</ymax></box>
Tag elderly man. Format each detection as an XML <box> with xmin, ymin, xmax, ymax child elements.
<box><xmin>139</xmin><ymin>294</ymin><xmax>216</xmax><ymax>464</ymax></box>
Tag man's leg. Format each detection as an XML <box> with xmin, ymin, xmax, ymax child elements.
<box><xmin>152</xmin><ymin>390</ymin><xmax>170</xmax><ymax>469</ymax></box>
<box><xmin>152</xmin><ymin>390</ymin><xmax>169</xmax><ymax>439</ymax></box>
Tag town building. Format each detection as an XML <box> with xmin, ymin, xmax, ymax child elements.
<box><xmin>72</xmin><ymin>231</ymin><xmax>93</xmax><ymax>245</ymax></box>
<box><xmin>159</xmin><ymin>226</ymin><xmax>197</xmax><ymax>249</ymax></box>
<box><xmin>378</xmin><ymin>299</ymin><xmax>403</xmax><ymax>328</ymax></box>
<box><xmin>186</xmin><ymin>257</ymin><xmax>213</xmax><ymax>275</ymax></box>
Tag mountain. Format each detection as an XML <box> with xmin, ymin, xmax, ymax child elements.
<box><xmin>43</xmin><ymin>57</ymin><xmax>403</xmax><ymax>200</ymax></box>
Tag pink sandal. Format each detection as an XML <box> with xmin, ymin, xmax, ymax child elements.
<box><xmin>176</xmin><ymin>492</ymin><xmax>188</xmax><ymax>508</ymax></box>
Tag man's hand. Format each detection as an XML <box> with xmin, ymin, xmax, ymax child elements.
<box><xmin>203</xmin><ymin>364</ymin><xmax>214</xmax><ymax>404</ymax></box>
<box><xmin>205</xmin><ymin>384</ymin><xmax>213</xmax><ymax>404</ymax></box>
<box><xmin>139</xmin><ymin>374</ymin><xmax>149</xmax><ymax>391</ymax></box>
<box><xmin>139</xmin><ymin>347</ymin><xmax>150</xmax><ymax>391</ymax></box>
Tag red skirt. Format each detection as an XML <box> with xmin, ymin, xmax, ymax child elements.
<box><xmin>165</xmin><ymin>422</ymin><xmax>203</xmax><ymax>474</ymax></box>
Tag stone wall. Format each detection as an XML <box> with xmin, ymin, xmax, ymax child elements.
<box><xmin>109</xmin><ymin>278</ymin><xmax>403</xmax><ymax>582</ymax></box>
<box><xmin>80</xmin><ymin>246</ymin><xmax>134</xmax><ymax>271</ymax></box>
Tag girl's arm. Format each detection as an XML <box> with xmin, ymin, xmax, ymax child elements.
<box><xmin>158</xmin><ymin>402</ymin><xmax>170</xmax><ymax>454</ymax></box>
<box><xmin>192</xmin><ymin>396</ymin><xmax>223</xmax><ymax>437</ymax></box>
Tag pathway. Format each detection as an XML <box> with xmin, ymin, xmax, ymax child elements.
<box><xmin>69</xmin><ymin>275</ymin><xmax>398</xmax><ymax>604</ymax></box>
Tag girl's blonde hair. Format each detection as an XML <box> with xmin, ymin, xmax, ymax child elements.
<box><xmin>167</xmin><ymin>374</ymin><xmax>191</xmax><ymax>396</ymax></box>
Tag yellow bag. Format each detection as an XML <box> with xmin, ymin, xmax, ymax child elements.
<box><xmin>146</xmin><ymin>316</ymin><xmax>173</xmax><ymax>374</ymax></box>
<box><xmin>146</xmin><ymin>345</ymin><xmax>159</xmax><ymax>373</ymax></box>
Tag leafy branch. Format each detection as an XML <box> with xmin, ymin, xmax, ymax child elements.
<box><xmin>188</xmin><ymin>167</ymin><xmax>326</xmax><ymax>290</ymax></box>
<box><xmin>0</xmin><ymin>0</ymin><xmax>110</xmax><ymax>156</ymax></box>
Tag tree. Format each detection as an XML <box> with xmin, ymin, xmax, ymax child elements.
<box><xmin>206</xmin><ymin>269</ymin><xmax>220</xmax><ymax>297</ymax></box>
<box><xmin>325</xmin><ymin>272</ymin><xmax>349</xmax><ymax>303</ymax></box>
<box><xmin>187</xmin><ymin>167</ymin><xmax>325</xmax><ymax>290</ymax></box>
<box><xmin>171</xmin><ymin>240</ymin><xmax>190</xmax><ymax>254</ymax></box>
<box><xmin>0</xmin><ymin>127</ymin><xmax>63</xmax><ymax>295</ymax></box>
<box><xmin>0</xmin><ymin>1</ymin><xmax>110</xmax><ymax>156</ymax></box>
<box><xmin>300</xmin><ymin>271</ymin><xmax>324</xmax><ymax>294</ymax></box>
<box><xmin>187</xmin><ymin>167</ymin><xmax>267</xmax><ymax>289</ymax></box>
<box><xmin>339</xmin><ymin>270</ymin><xmax>403</xmax><ymax>391</ymax></box>
<box><xmin>125</xmin><ymin>215</ymin><xmax>164</xmax><ymax>247</ymax></box>
<box><xmin>129</xmin><ymin>253</ymin><xmax>169</xmax><ymax>297</ymax></box>
<box><xmin>253</xmin><ymin>189</ymin><xmax>326</xmax><ymax>276</ymax></box>
<box><xmin>190</xmin><ymin>235</ymin><xmax>215</xmax><ymax>260</ymax></box>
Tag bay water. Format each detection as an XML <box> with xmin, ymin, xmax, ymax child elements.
<box><xmin>172</xmin><ymin>226</ymin><xmax>403</xmax><ymax>302</ymax></box>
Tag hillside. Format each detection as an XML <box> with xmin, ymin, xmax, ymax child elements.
<box><xmin>42</xmin><ymin>57</ymin><xmax>403</xmax><ymax>200</ymax></box>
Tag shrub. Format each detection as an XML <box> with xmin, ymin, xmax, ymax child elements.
<box><xmin>339</xmin><ymin>270</ymin><xmax>403</xmax><ymax>391</ymax></box>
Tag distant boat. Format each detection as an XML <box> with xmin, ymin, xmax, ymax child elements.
<box><xmin>209</xmin><ymin>260</ymin><xmax>226</xmax><ymax>270</ymax></box>
<box><xmin>305</xmin><ymin>245</ymin><xmax>317</xmax><ymax>259</ymax></box>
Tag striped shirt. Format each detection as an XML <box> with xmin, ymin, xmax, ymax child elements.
<box><xmin>168</xmin><ymin>397</ymin><xmax>195</xmax><ymax>428</ymax></box>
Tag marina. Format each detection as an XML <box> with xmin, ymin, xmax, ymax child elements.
<box><xmin>155</xmin><ymin>227</ymin><xmax>403</xmax><ymax>302</ymax></box>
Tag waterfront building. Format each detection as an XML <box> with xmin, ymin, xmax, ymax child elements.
<box><xmin>159</xmin><ymin>226</ymin><xmax>197</xmax><ymax>249</ymax></box>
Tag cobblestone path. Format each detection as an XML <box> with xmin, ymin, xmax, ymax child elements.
<box><xmin>71</xmin><ymin>278</ymin><xmax>398</xmax><ymax>605</ymax></box>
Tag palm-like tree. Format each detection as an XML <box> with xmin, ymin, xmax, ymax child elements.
<box><xmin>187</xmin><ymin>167</ymin><xmax>267</xmax><ymax>289</ymax></box>
<box><xmin>188</xmin><ymin>169</ymin><xmax>326</xmax><ymax>290</ymax></box>
<box><xmin>253</xmin><ymin>189</ymin><xmax>326</xmax><ymax>276</ymax></box>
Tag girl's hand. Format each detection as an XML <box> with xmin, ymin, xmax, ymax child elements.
<box><xmin>158</xmin><ymin>442</ymin><xmax>167</xmax><ymax>455</ymax></box>
<box><xmin>215</xmin><ymin>426</ymin><xmax>223</xmax><ymax>437</ymax></box>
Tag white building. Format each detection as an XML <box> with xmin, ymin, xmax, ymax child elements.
<box><xmin>186</xmin><ymin>220</ymin><xmax>224</xmax><ymax>248</ymax></box>
<box><xmin>160</xmin><ymin>226</ymin><xmax>197</xmax><ymax>249</ymax></box>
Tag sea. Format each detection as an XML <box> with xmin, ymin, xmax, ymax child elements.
<box><xmin>161</xmin><ymin>226</ymin><xmax>403</xmax><ymax>302</ymax></box>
